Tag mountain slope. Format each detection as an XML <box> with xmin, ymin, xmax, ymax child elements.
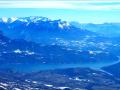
<box><xmin>77</xmin><ymin>23</ymin><xmax>120</xmax><ymax>37</ymax></box>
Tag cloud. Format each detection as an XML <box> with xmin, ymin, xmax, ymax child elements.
<box><xmin>0</xmin><ymin>0</ymin><xmax>120</xmax><ymax>10</ymax></box>
<box><xmin>0</xmin><ymin>1</ymin><xmax>75</xmax><ymax>9</ymax></box>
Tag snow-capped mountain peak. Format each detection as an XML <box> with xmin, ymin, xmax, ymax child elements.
<box><xmin>0</xmin><ymin>16</ymin><xmax>71</xmax><ymax>30</ymax></box>
<box><xmin>29</xmin><ymin>16</ymin><xmax>50</xmax><ymax>22</ymax></box>
<box><xmin>1</xmin><ymin>17</ymin><xmax>8</xmax><ymax>23</ymax></box>
<box><xmin>0</xmin><ymin>17</ymin><xmax>18</xmax><ymax>23</ymax></box>
<box><xmin>58</xmin><ymin>21</ymin><xmax>70</xmax><ymax>29</ymax></box>
<box><xmin>0</xmin><ymin>16</ymin><xmax>43</xmax><ymax>23</ymax></box>
<box><xmin>0</xmin><ymin>16</ymin><xmax>69</xmax><ymax>24</ymax></box>
<box><xmin>10</xmin><ymin>17</ymin><xmax>18</xmax><ymax>23</ymax></box>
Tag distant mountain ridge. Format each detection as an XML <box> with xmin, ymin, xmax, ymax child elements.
<box><xmin>70</xmin><ymin>21</ymin><xmax>120</xmax><ymax>37</ymax></box>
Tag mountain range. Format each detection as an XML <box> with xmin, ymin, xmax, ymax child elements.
<box><xmin>0</xmin><ymin>17</ymin><xmax>119</xmax><ymax>70</ymax></box>
<box><xmin>70</xmin><ymin>21</ymin><xmax>120</xmax><ymax>37</ymax></box>
<box><xmin>0</xmin><ymin>16</ymin><xmax>120</xmax><ymax>90</ymax></box>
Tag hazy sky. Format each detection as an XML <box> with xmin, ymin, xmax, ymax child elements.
<box><xmin>0</xmin><ymin>0</ymin><xmax>120</xmax><ymax>23</ymax></box>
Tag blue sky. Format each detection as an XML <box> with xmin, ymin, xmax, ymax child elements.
<box><xmin>0</xmin><ymin>0</ymin><xmax>120</xmax><ymax>23</ymax></box>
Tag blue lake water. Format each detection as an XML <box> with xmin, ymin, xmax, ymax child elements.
<box><xmin>0</xmin><ymin>60</ymin><xmax>119</xmax><ymax>73</ymax></box>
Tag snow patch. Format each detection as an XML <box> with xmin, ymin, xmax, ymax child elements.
<box><xmin>2</xmin><ymin>17</ymin><xmax>8</xmax><ymax>23</ymax></box>
<box><xmin>19</xmin><ymin>19</ymin><xmax>28</xmax><ymax>22</ymax></box>
<box><xmin>58</xmin><ymin>23</ymin><xmax>64</xmax><ymax>29</ymax></box>
<box><xmin>56</xmin><ymin>87</ymin><xmax>70</xmax><ymax>90</ymax></box>
<box><xmin>25</xmin><ymin>50</ymin><xmax>35</xmax><ymax>55</ymax></box>
<box><xmin>25</xmin><ymin>79</ymin><xmax>31</xmax><ymax>82</ymax></box>
<box><xmin>10</xmin><ymin>17</ymin><xmax>18</xmax><ymax>23</ymax></box>
<box><xmin>14</xmin><ymin>49</ymin><xmax>22</xmax><ymax>54</ymax></box>
<box><xmin>13</xmin><ymin>49</ymin><xmax>35</xmax><ymax>55</ymax></box>
<box><xmin>89</xmin><ymin>51</ymin><xmax>94</xmax><ymax>54</ymax></box>
<box><xmin>32</xmin><ymin>81</ymin><xmax>38</xmax><ymax>84</ymax></box>
<box><xmin>13</xmin><ymin>88</ymin><xmax>21</xmax><ymax>90</ymax></box>
<box><xmin>0</xmin><ymin>85</ymin><xmax>7</xmax><ymax>90</ymax></box>
<box><xmin>0</xmin><ymin>83</ymin><xmax>8</xmax><ymax>86</ymax></box>
<box><xmin>74</xmin><ymin>77</ymin><xmax>90</xmax><ymax>82</ymax></box>
<box><xmin>44</xmin><ymin>84</ymin><xmax>53</xmax><ymax>87</ymax></box>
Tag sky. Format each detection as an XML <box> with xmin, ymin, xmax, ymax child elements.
<box><xmin>0</xmin><ymin>0</ymin><xmax>120</xmax><ymax>23</ymax></box>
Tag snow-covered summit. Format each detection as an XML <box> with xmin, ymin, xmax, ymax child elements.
<box><xmin>0</xmin><ymin>17</ymin><xmax>18</xmax><ymax>23</ymax></box>
<box><xmin>1</xmin><ymin>17</ymin><xmax>8</xmax><ymax>23</ymax></box>
<box><xmin>0</xmin><ymin>16</ymin><xmax>70</xmax><ymax>29</ymax></box>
